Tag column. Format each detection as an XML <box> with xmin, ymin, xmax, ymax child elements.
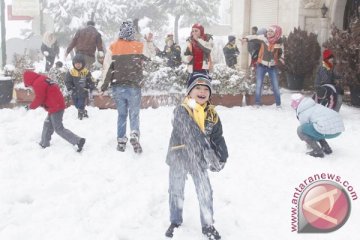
<box><xmin>319</xmin><ymin>17</ymin><xmax>329</xmax><ymax>48</ymax></box>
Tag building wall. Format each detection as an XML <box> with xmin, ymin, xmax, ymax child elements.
<box><xmin>230</xmin><ymin>0</ymin><xmax>345</xmax><ymax>68</ymax></box>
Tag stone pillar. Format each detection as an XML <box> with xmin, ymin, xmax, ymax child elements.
<box><xmin>319</xmin><ymin>17</ymin><xmax>329</xmax><ymax>47</ymax></box>
<box><xmin>239</xmin><ymin>0</ymin><xmax>251</xmax><ymax>69</ymax></box>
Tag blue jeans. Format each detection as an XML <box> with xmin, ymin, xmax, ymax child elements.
<box><xmin>255</xmin><ymin>64</ymin><xmax>281</xmax><ymax>106</ymax></box>
<box><xmin>112</xmin><ymin>86</ymin><xmax>141</xmax><ymax>139</ymax></box>
<box><xmin>72</xmin><ymin>96</ymin><xmax>86</xmax><ymax>110</ymax></box>
<box><xmin>168</xmin><ymin>166</ymin><xmax>214</xmax><ymax>227</ymax></box>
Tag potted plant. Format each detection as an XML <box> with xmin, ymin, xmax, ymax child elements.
<box><xmin>281</xmin><ymin>27</ymin><xmax>321</xmax><ymax>90</ymax></box>
<box><xmin>323</xmin><ymin>19</ymin><xmax>360</xmax><ymax>106</ymax></box>
<box><xmin>209</xmin><ymin>64</ymin><xmax>246</xmax><ymax>107</ymax></box>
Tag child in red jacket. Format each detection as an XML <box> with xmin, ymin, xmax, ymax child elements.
<box><xmin>23</xmin><ymin>71</ymin><xmax>86</xmax><ymax>152</ymax></box>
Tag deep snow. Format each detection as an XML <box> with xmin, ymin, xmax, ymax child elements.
<box><xmin>0</xmin><ymin>92</ymin><xmax>359</xmax><ymax>240</ymax></box>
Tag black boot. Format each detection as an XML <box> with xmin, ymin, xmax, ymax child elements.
<box><xmin>297</xmin><ymin>127</ymin><xmax>324</xmax><ymax>158</ymax></box>
<box><xmin>83</xmin><ymin>109</ymin><xmax>89</xmax><ymax>118</ymax></box>
<box><xmin>165</xmin><ymin>223</ymin><xmax>180</xmax><ymax>238</ymax></box>
<box><xmin>202</xmin><ymin>225</ymin><xmax>221</xmax><ymax>240</ymax></box>
<box><xmin>130</xmin><ymin>131</ymin><xmax>142</xmax><ymax>154</ymax></box>
<box><xmin>77</xmin><ymin>138</ymin><xmax>86</xmax><ymax>152</ymax></box>
<box><xmin>319</xmin><ymin>139</ymin><xmax>332</xmax><ymax>154</ymax></box>
<box><xmin>78</xmin><ymin>110</ymin><xmax>84</xmax><ymax>120</ymax></box>
<box><xmin>306</xmin><ymin>149</ymin><xmax>325</xmax><ymax>158</ymax></box>
<box><xmin>117</xmin><ymin>137</ymin><xmax>127</xmax><ymax>152</ymax></box>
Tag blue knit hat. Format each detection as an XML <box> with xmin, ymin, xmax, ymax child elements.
<box><xmin>187</xmin><ymin>73</ymin><xmax>212</xmax><ymax>96</ymax></box>
<box><xmin>119</xmin><ymin>21</ymin><xmax>135</xmax><ymax>41</ymax></box>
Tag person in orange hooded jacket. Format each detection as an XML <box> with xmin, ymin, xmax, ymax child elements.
<box><xmin>23</xmin><ymin>71</ymin><xmax>86</xmax><ymax>152</ymax></box>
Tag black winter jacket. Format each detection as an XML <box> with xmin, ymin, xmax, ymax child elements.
<box><xmin>65</xmin><ymin>68</ymin><xmax>95</xmax><ymax>98</ymax></box>
<box><xmin>223</xmin><ymin>42</ymin><xmax>240</xmax><ymax>68</ymax></box>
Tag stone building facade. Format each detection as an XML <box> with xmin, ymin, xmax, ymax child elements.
<box><xmin>229</xmin><ymin>0</ymin><xmax>357</xmax><ymax>68</ymax></box>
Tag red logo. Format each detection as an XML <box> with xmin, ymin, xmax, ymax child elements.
<box><xmin>298</xmin><ymin>182</ymin><xmax>351</xmax><ymax>233</ymax></box>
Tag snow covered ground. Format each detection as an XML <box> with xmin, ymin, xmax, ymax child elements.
<box><xmin>0</xmin><ymin>92</ymin><xmax>359</xmax><ymax>240</ymax></box>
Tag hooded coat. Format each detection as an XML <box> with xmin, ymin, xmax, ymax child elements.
<box><xmin>65</xmin><ymin>55</ymin><xmax>95</xmax><ymax>98</ymax></box>
<box><xmin>41</xmin><ymin>32</ymin><xmax>59</xmax><ymax>58</ymax></box>
<box><xmin>23</xmin><ymin>71</ymin><xmax>65</xmax><ymax>114</ymax></box>
<box><xmin>296</xmin><ymin>97</ymin><xmax>345</xmax><ymax>135</ymax></box>
<box><xmin>166</xmin><ymin>104</ymin><xmax>228</xmax><ymax>173</ymax></box>
<box><xmin>223</xmin><ymin>39</ymin><xmax>240</xmax><ymax>68</ymax></box>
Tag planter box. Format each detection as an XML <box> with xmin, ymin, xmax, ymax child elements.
<box><xmin>93</xmin><ymin>95</ymin><xmax>116</xmax><ymax>109</ymax></box>
<box><xmin>15</xmin><ymin>88</ymin><xmax>73</xmax><ymax>107</ymax></box>
<box><xmin>15</xmin><ymin>88</ymin><xmax>35</xmax><ymax>103</ymax></box>
<box><xmin>245</xmin><ymin>94</ymin><xmax>275</xmax><ymax>106</ymax></box>
<box><xmin>92</xmin><ymin>93</ymin><xmax>184</xmax><ymax>109</ymax></box>
<box><xmin>211</xmin><ymin>94</ymin><xmax>243</xmax><ymax>107</ymax></box>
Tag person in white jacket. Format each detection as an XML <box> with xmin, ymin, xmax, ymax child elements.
<box><xmin>291</xmin><ymin>94</ymin><xmax>345</xmax><ymax>158</ymax></box>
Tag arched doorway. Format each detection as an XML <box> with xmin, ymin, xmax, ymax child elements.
<box><xmin>344</xmin><ymin>0</ymin><xmax>360</xmax><ymax>29</ymax></box>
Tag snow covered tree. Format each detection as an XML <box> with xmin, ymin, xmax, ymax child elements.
<box><xmin>153</xmin><ymin>0</ymin><xmax>220</xmax><ymax>43</ymax></box>
<box><xmin>44</xmin><ymin>0</ymin><xmax>168</xmax><ymax>46</ymax></box>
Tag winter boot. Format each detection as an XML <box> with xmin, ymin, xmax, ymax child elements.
<box><xmin>117</xmin><ymin>137</ymin><xmax>128</xmax><ymax>152</ymax></box>
<box><xmin>165</xmin><ymin>223</ymin><xmax>180</xmax><ymax>238</ymax></box>
<box><xmin>130</xmin><ymin>131</ymin><xmax>142</xmax><ymax>154</ymax></box>
<box><xmin>305</xmin><ymin>140</ymin><xmax>324</xmax><ymax>158</ymax></box>
<box><xmin>319</xmin><ymin>139</ymin><xmax>332</xmax><ymax>154</ymax></box>
<box><xmin>83</xmin><ymin>109</ymin><xmax>89</xmax><ymax>118</ymax></box>
<box><xmin>77</xmin><ymin>138</ymin><xmax>86</xmax><ymax>152</ymax></box>
<box><xmin>202</xmin><ymin>225</ymin><xmax>221</xmax><ymax>240</ymax></box>
<box><xmin>78</xmin><ymin>110</ymin><xmax>84</xmax><ymax>120</ymax></box>
<box><xmin>297</xmin><ymin>127</ymin><xmax>324</xmax><ymax>158</ymax></box>
<box><xmin>306</xmin><ymin>149</ymin><xmax>325</xmax><ymax>158</ymax></box>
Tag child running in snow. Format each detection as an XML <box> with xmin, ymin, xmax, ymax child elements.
<box><xmin>23</xmin><ymin>71</ymin><xmax>86</xmax><ymax>152</ymax></box>
<box><xmin>291</xmin><ymin>93</ymin><xmax>345</xmax><ymax>158</ymax></box>
<box><xmin>65</xmin><ymin>54</ymin><xmax>95</xmax><ymax>120</ymax></box>
<box><xmin>165</xmin><ymin>73</ymin><xmax>228</xmax><ymax>240</ymax></box>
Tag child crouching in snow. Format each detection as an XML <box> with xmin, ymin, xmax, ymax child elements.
<box><xmin>23</xmin><ymin>71</ymin><xmax>86</xmax><ymax>152</ymax></box>
<box><xmin>291</xmin><ymin>93</ymin><xmax>344</xmax><ymax>158</ymax></box>
<box><xmin>165</xmin><ymin>73</ymin><xmax>228</xmax><ymax>240</ymax></box>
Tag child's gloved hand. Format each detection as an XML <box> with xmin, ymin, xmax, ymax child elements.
<box><xmin>204</xmin><ymin>149</ymin><xmax>224</xmax><ymax>172</ymax></box>
<box><xmin>43</xmin><ymin>51</ymin><xmax>49</xmax><ymax>56</ymax></box>
<box><xmin>210</xmin><ymin>162</ymin><xmax>225</xmax><ymax>172</ymax></box>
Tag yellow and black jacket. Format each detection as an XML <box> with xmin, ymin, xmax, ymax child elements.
<box><xmin>166</xmin><ymin>99</ymin><xmax>228</xmax><ymax>172</ymax></box>
<box><xmin>65</xmin><ymin>67</ymin><xmax>94</xmax><ymax>98</ymax></box>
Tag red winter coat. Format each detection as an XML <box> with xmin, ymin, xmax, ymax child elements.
<box><xmin>23</xmin><ymin>71</ymin><xmax>65</xmax><ymax>114</ymax></box>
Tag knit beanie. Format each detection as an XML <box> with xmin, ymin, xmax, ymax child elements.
<box><xmin>228</xmin><ymin>35</ymin><xmax>236</xmax><ymax>42</ymax></box>
<box><xmin>290</xmin><ymin>93</ymin><xmax>304</xmax><ymax>109</ymax></box>
<box><xmin>187</xmin><ymin>73</ymin><xmax>212</xmax><ymax>96</ymax></box>
<box><xmin>323</xmin><ymin>49</ymin><xmax>334</xmax><ymax>60</ymax></box>
<box><xmin>257</xmin><ymin>28</ymin><xmax>267</xmax><ymax>36</ymax></box>
<box><xmin>119</xmin><ymin>21</ymin><xmax>135</xmax><ymax>41</ymax></box>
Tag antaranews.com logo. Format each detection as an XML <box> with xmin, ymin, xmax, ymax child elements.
<box><xmin>291</xmin><ymin>173</ymin><xmax>357</xmax><ymax>233</ymax></box>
